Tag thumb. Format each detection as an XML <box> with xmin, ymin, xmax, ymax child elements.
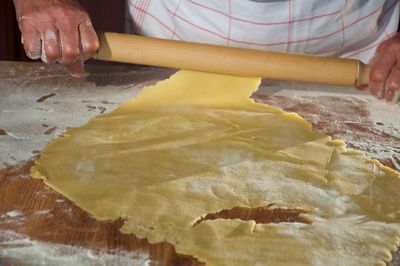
<box><xmin>66</xmin><ymin>60</ymin><xmax>85</xmax><ymax>78</ymax></box>
<box><xmin>355</xmin><ymin>84</ymin><xmax>368</xmax><ymax>91</ymax></box>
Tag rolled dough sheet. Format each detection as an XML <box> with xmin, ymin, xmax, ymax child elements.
<box><xmin>31</xmin><ymin>70</ymin><xmax>400</xmax><ymax>265</ymax></box>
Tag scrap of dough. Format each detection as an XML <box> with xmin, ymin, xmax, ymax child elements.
<box><xmin>31</xmin><ymin>70</ymin><xmax>400</xmax><ymax>265</ymax></box>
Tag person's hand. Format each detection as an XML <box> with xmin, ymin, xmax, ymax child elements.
<box><xmin>13</xmin><ymin>0</ymin><xmax>99</xmax><ymax>77</ymax></box>
<box><xmin>358</xmin><ymin>33</ymin><xmax>400</xmax><ymax>102</ymax></box>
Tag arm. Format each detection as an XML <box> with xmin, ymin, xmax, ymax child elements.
<box><xmin>13</xmin><ymin>0</ymin><xmax>99</xmax><ymax>77</ymax></box>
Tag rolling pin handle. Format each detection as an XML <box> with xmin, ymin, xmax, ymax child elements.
<box><xmin>355</xmin><ymin>61</ymin><xmax>371</xmax><ymax>87</ymax></box>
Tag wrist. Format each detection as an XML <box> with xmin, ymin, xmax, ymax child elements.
<box><xmin>13</xmin><ymin>0</ymin><xmax>82</xmax><ymax>17</ymax></box>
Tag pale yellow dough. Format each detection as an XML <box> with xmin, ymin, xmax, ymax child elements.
<box><xmin>31</xmin><ymin>70</ymin><xmax>400</xmax><ymax>265</ymax></box>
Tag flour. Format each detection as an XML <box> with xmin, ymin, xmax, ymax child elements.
<box><xmin>367</xmin><ymin>99</ymin><xmax>400</xmax><ymax>138</ymax></box>
<box><xmin>0</xmin><ymin>230</ymin><xmax>150</xmax><ymax>266</ymax></box>
<box><xmin>0</xmin><ymin>210</ymin><xmax>25</xmax><ymax>225</ymax></box>
<box><xmin>35</xmin><ymin>209</ymin><xmax>51</xmax><ymax>216</ymax></box>
<box><xmin>0</xmin><ymin>63</ymin><xmax>171</xmax><ymax>168</ymax></box>
<box><xmin>5</xmin><ymin>210</ymin><xmax>22</xmax><ymax>218</ymax></box>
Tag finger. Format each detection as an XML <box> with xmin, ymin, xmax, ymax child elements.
<box><xmin>58</xmin><ymin>26</ymin><xmax>81</xmax><ymax>65</ymax></box>
<box><xmin>79</xmin><ymin>20</ymin><xmax>99</xmax><ymax>61</ymax></box>
<box><xmin>384</xmin><ymin>64</ymin><xmax>400</xmax><ymax>102</ymax></box>
<box><xmin>38</xmin><ymin>27</ymin><xmax>61</xmax><ymax>64</ymax></box>
<box><xmin>20</xmin><ymin>23</ymin><xmax>41</xmax><ymax>60</ymax></box>
<box><xmin>355</xmin><ymin>85</ymin><xmax>368</xmax><ymax>91</ymax></box>
<box><xmin>369</xmin><ymin>51</ymin><xmax>381</xmax><ymax>66</ymax></box>
<box><xmin>66</xmin><ymin>60</ymin><xmax>85</xmax><ymax>78</ymax></box>
<box><xmin>369</xmin><ymin>52</ymin><xmax>396</xmax><ymax>98</ymax></box>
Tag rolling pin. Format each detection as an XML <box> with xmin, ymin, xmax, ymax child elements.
<box><xmin>96</xmin><ymin>32</ymin><xmax>371</xmax><ymax>87</ymax></box>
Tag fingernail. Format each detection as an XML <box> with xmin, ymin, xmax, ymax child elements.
<box><xmin>68</xmin><ymin>60</ymin><xmax>85</xmax><ymax>78</ymax></box>
<box><xmin>386</xmin><ymin>90</ymin><xmax>394</xmax><ymax>102</ymax></box>
<box><xmin>393</xmin><ymin>91</ymin><xmax>400</xmax><ymax>103</ymax></box>
<box><xmin>45</xmin><ymin>30</ymin><xmax>57</xmax><ymax>42</ymax></box>
<box><xmin>376</xmin><ymin>82</ymin><xmax>385</xmax><ymax>99</ymax></box>
<box><xmin>41</xmin><ymin>43</ymin><xmax>48</xmax><ymax>64</ymax></box>
<box><xmin>70</xmin><ymin>72</ymin><xmax>87</xmax><ymax>78</ymax></box>
<box><xmin>27</xmin><ymin>51</ymin><xmax>41</xmax><ymax>60</ymax></box>
<box><xmin>41</xmin><ymin>30</ymin><xmax>58</xmax><ymax>64</ymax></box>
<box><xmin>69</xmin><ymin>71</ymin><xmax>83</xmax><ymax>78</ymax></box>
<box><xmin>377</xmin><ymin>90</ymin><xmax>384</xmax><ymax>99</ymax></box>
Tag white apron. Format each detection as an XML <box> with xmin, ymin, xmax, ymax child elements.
<box><xmin>126</xmin><ymin>0</ymin><xmax>399</xmax><ymax>63</ymax></box>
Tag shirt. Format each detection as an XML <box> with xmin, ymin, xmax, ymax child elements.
<box><xmin>126</xmin><ymin>0</ymin><xmax>400</xmax><ymax>63</ymax></box>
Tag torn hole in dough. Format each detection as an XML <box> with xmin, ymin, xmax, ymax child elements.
<box><xmin>192</xmin><ymin>205</ymin><xmax>312</xmax><ymax>227</ymax></box>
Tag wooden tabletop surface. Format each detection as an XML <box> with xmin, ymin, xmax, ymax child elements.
<box><xmin>0</xmin><ymin>61</ymin><xmax>399</xmax><ymax>265</ymax></box>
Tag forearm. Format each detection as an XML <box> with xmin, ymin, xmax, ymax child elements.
<box><xmin>13</xmin><ymin>0</ymin><xmax>82</xmax><ymax>14</ymax></box>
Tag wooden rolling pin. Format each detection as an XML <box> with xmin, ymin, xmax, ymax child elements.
<box><xmin>96</xmin><ymin>32</ymin><xmax>371</xmax><ymax>87</ymax></box>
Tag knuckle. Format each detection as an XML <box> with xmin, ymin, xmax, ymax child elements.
<box><xmin>383</xmin><ymin>38</ymin><xmax>400</xmax><ymax>53</ymax></box>
<box><xmin>57</xmin><ymin>7</ymin><xmax>73</xmax><ymax>21</ymax></box>
<box><xmin>388</xmin><ymin>80</ymin><xmax>400</xmax><ymax>89</ymax></box>
<box><xmin>376</xmin><ymin>42</ymin><xmax>389</xmax><ymax>53</ymax></box>
<box><xmin>389</xmin><ymin>42</ymin><xmax>400</xmax><ymax>52</ymax></box>
<box><xmin>372</xmin><ymin>52</ymin><xmax>394</xmax><ymax>68</ymax></box>
<box><xmin>22</xmin><ymin>9</ymin><xmax>53</xmax><ymax>23</ymax></box>
<box><xmin>45</xmin><ymin>47</ymin><xmax>59</xmax><ymax>59</ymax></box>
<box><xmin>63</xmin><ymin>46</ymin><xmax>80</xmax><ymax>58</ymax></box>
<box><xmin>82</xmin><ymin>42</ymin><xmax>99</xmax><ymax>53</ymax></box>
<box><xmin>55</xmin><ymin>7</ymin><xmax>89</xmax><ymax>26</ymax></box>
<box><xmin>76</xmin><ymin>10</ymin><xmax>90</xmax><ymax>20</ymax></box>
<box><xmin>94</xmin><ymin>39</ymin><xmax>100</xmax><ymax>50</ymax></box>
<box><xmin>369</xmin><ymin>82</ymin><xmax>383</xmax><ymax>95</ymax></box>
<box><xmin>370</xmin><ymin>70</ymin><xmax>385</xmax><ymax>83</ymax></box>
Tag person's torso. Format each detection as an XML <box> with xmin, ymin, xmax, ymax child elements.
<box><xmin>126</xmin><ymin>0</ymin><xmax>399</xmax><ymax>62</ymax></box>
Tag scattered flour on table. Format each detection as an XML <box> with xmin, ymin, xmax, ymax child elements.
<box><xmin>368</xmin><ymin>99</ymin><xmax>400</xmax><ymax>138</ymax></box>
<box><xmin>0</xmin><ymin>64</ymin><xmax>171</xmax><ymax>168</ymax></box>
<box><xmin>4</xmin><ymin>210</ymin><xmax>22</xmax><ymax>218</ymax></box>
<box><xmin>257</xmin><ymin>80</ymin><xmax>400</xmax><ymax>169</ymax></box>
<box><xmin>340</xmin><ymin>96</ymin><xmax>400</xmax><ymax>168</ymax></box>
<box><xmin>0</xmin><ymin>230</ymin><xmax>150</xmax><ymax>266</ymax></box>
<box><xmin>35</xmin><ymin>209</ymin><xmax>51</xmax><ymax>216</ymax></box>
<box><xmin>0</xmin><ymin>210</ymin><xmax>26</xmax><ymax>225</ymax></box>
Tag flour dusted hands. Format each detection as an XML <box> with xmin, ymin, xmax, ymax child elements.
<box><xmin>360</xmin><ymin>33</ymin><xmax>400</xmax><ymax>102</ymax></box>
<box><xmin>13</xmin><ymin>0</ymin><xmax>99</xmax><ymax>77</ymax></box>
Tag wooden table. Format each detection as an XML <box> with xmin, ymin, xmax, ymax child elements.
<box><xmin>0</xmin><ymin>61</ymin><xmax>399</xmax><ymax>265</ymax></box>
